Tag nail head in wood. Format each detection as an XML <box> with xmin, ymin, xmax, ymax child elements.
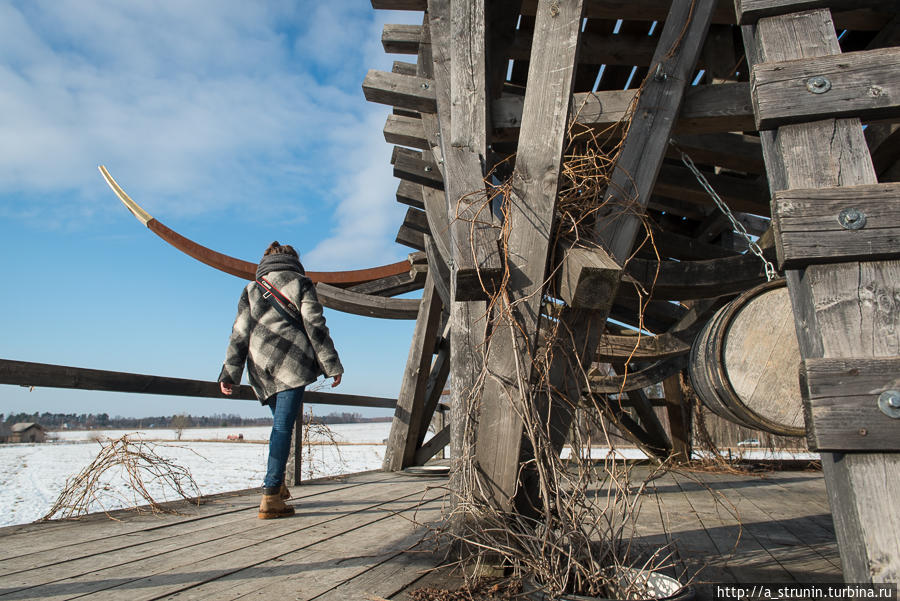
<box><xmin>878</xmin><ymin>390</ymin><xmax>900</xmax><ymax>419</ymax></box>
<box><xmin>806</xmin><ymin>75</ymin><xmax>831</xmax><ymax>94</ymax></box>
<box><xmin>838</xmin><ymin>207</ymin><xmax>866</xmax><ymax>230</ymax></box>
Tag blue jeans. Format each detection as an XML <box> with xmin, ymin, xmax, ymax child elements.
<box><xmin>263</xmin><ymin>386</ymin><xmax>305</xmax><ymax>490</ymax></box>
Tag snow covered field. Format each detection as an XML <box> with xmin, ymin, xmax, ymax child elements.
<box><xmin>0</xmin><ymin>422</ymin><xmax>394</xmax><ymax>528</ymax></box>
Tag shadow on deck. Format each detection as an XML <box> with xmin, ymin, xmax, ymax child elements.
<box><xmin>0</xmin><ymin>467</ymin><xmax>838</xmax><ymax>600</ymax></box>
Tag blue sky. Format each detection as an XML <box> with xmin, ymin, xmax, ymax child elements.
<box><xmin>0</xmin><ymin>2</ymin><xmax>423</xmax><ymax>419</ymax></box>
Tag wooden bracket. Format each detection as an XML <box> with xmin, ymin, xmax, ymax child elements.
<box><xmin>382</xmin><ymin>23</ymin><xmax>421</xmax><ymax>54</ymax></box>
<box><xmin>556</xmin><ymin>246</ymin><xmax>621</xmax><ymax>310</ymax></box>
<box><xmin>362</xmin><ymin>70</ymin><xmax>437</xmax><ymax>114</ymax></box>
<box><xmin>801</xmin><ymin>357</ymin><xmax>900</xmax><ymax>451</ymax></box>
<box><xmin>734</xmin><ymin>0</ymin><xmax>900</xmax><ymax>26</ymax></box>
<box><xmin>773</xmin><ymin>183</ymin><xmax>900</xmax><ymax>269</ymax></box>
<box><xmin>384</xmin><ymin>114</ymin><xmax>428</xmax><ymax>150</ymax></box>
<box><xmin>751</xmin><ymin>47</ymin><xmax>900</xmax><ymax>130</ymax></box>
<box><xmin>393</xmin><ymin>152</ymin><xmax>444</xmax><ymax>190</ymax></box>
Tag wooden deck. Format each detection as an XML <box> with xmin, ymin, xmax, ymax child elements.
<box><xmin>0</xmin><ymin>466</ymin><xmax>839</xmax><ymax>600</ymax></box>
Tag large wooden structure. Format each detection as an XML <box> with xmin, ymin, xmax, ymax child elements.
<box><xmin>368</xmin><ymin>0</ymin><xmax>900</xmax><ymax>584</ymax></box>
<box><xmin>2</xmin><ymin>0</ymin><xmax>898</xmax><ymax>586</ymax></box>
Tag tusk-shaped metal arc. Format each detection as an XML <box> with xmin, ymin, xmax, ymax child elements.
<box><xmin>98</xmin><ymin>165</ymin><xmax>413</xmax><ymax>287</ymax></box>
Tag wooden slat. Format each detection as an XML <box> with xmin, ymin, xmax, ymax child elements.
<box><xmin>393</xmin><ymin>151</ymin><xmax>443</xmax><ymax>189</ymax></box>
<box><xmin>773</xmin><ymin>183</ymin><xmax>900</xmax><ymax>268</ymax></box>
<box><xmin>669</xmin><ymin>133</ymin><xmax>766</xmax><ymax>174</ymax></box>
<box><xmin>752</xmin><ymin>47</ymin><xmax>900</xmax><ymax>129</ymax></box>
<box><xmin>745</xmin><ymin>7</ymin><xmax>900</xmax><ymax>582</ymax></box>
<box><xmin>654</xmin><ymin>163</ymin><xmax>770</xmax><ymax>216</ymax></box>
<box><xmin>556</xmin><ymin>246</ymin><xmax>621</xmax><ymax>310</ymax></box>
<box><xmin>396</xmin><ymin>180</ymin><xmax>425</xmax><ymax>209</ymax></box>
<box><xmin>597</xmin><ymin>332</ymin><xmax>690</xmax><ymax>361</ymax></box>
<box><xmin>347</xmin><ymin>268</ymin><xmax>426</xmax><ymax>297</ymax></box>
<box><xmin>588</xmin><ymin>356</ymin><xmax>689</xmax><ymax>393</ymax></box>
<box><xmin>801</xmin><ymin>357</ymin><xmax>900</xmax><ymax>451</ymax></box>
<box><xmin>383</xmin><ymin>273</ymin><xmax>443</xmax><ymax>471</ymax></box>
<box><xmin>315</xmin><ymin>282</ymin><xmax>420</xmax><ymax>319</ymax></box>
<box><xmin>736</xmin><ymin>0</ymin><xmax>899</xmax><ymax>24</ymax></box>
<box><xmin>475</xmin><ymin>0</ymin><xmax>585</xmax><ymax>512</ymax></box>
<box><xmin>414</xmin><ymin>425</ymin><xmax>450</xmax><ymax>465</ymax></box>
<box><xmin>384</xmin><ymin>114</ymin><xmax>429</xmax><ymax>150</ymax></box>
<box><xmin>0</xmin><ymin>359</ymin><xmax>398</xmax><ymax>407</ymax></box>
<box><xmin>362</xmin><ymin>70</ymin><xmax>437</xmax><ymax>114</ymax></box>
<box><xmin>423</xmin><ymin>233</ymin><xmax>451</xmax><ymax>309</ymax></box>
<box><xmin>663</xmin><ymin>374</ymin><xmax>692</xmax><ymax>462</ymax></box>
<box><xmin>392</xmin><ymin>60</ymin><xmax>418</xmax><ymax>76</ymax></box>
<box><xmin>382</xmin><ymin>23</ymin><xmax>422</xmax><ymax>54</ymax></box>
<box><xmin>493</xmin><ymin>82</ymin><xmax>755</xmax><ymax>137</ymax></box>
<box><xmin>621</xmin><ymin>252</ymin><xmax>769</xmax><ymax>300</ymax></box>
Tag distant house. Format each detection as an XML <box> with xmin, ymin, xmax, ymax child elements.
<box><xmin>0</xmin><ymin>423</ymin><xmax>10</xmax><ymax>443</ymax></box>
<box><xmin>10</xmin><ymin>423</ymin><xmax>47</xmax><ymax>443</ymax></box>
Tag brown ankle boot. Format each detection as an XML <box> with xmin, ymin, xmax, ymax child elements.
<box><xmin>258</xmin><ymin>490</ymin><xmax>295</xmax><ymax>519</ymax></box>
<box><xmin>279</xmin><ymin>483</ymin><xmax>291</xmax><ymax>501</ymax></box>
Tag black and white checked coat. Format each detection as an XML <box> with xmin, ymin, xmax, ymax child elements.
<box><xmin>218</xmin><ymin>269</ymin><xmax>343</xmax><ymax>403</ymax></box>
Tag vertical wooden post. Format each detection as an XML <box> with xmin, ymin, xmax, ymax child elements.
<box><xmin>475</xmin><ymin>0</ymin><xmax>585</xmax><ymax>512</ymax></box>
<box><xmin>663</xmin><ymin>374</ymin><xmax>692</xmax><ymax>463</ymax></box>
<box><xmin>293</xmin><ymin>401</ymin><xmax>303</xmax><ymax>485</ymax></box>
<box><xmin>383</xmin><ymin>271</ymin><xmax>443</xmax><ymax>471</ymax></box>
<box><xmin>742</xmin><ymin>7</ymin><xmax>900</xmax><ymax>582</ymax></box>
<box><xmin>547</xmin><ymin>0</ymin><xmax>715</xmax><ymax>467</ymax></box>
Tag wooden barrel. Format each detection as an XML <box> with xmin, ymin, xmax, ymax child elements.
<box><xmin>689</xmin><ymin>279</ymin><xmax>806</xmax><ymax>437</ymax></box>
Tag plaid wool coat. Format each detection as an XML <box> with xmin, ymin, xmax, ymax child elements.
<box><xmin>218</xmin><ymin>269</ymin><xmax>343</xmax><ymax>403</ymax></box>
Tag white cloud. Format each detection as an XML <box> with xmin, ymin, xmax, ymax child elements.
<box><xmin>0</xmin><ymin>2</ymin><xmax>425</xmax><ymax>269</ymax></box>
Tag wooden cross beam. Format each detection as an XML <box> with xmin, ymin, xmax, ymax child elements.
<box><xmin>474</xmin><ymin>0</ymin><xmax>585</xmax><ymax>513</ymax></box>
<box><xmin>742</xmin><ymin>7</ymin><xmax>900</xmax><ymax>582</ymax></box>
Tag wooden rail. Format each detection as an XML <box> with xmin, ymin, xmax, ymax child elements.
<box><xmin>0</xmin><ymin>359</ymin><xmax>397</xmax><ymax>409</ymax></box>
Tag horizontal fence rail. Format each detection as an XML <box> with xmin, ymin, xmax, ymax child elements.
<box><xmin>0</xmin><ymin>358</ymin><xmax>397</xmax><ymax>409</ymax></box>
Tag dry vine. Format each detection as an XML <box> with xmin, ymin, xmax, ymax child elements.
<box><xmin>41</xmin><ymin>434</ymin><xmax>202</xmax><ymax>522</ymax></box>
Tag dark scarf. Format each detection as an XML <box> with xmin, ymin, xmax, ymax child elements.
<box><xmin>256</xmin><ymin>253</ymin><xmax>306</xmax><ymax>279</ymax></box>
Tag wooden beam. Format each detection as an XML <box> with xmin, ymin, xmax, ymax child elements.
<box><xmin>414</xmin><ymin>425</ymin><xmax>450</xmax><ymax>465</ymax></box>
<box><xmin>745</xmin><ymin>7</ymin><xmax>900</xmax><ymax>582</ymax></box>
<box><xmin>384</xmin><ymin>114</ymin><xmax>429</xmax><ymax>150</ymax></box>
<box><xmin>493</xmin><ymin>82</ymin><xmax>755</xmax><ymax>138</ymax></box>
<box><xmin>347</xmin><ymin>268</ymin><xmax>426</xmax><ymax>297</ymax></box>
<box><xmin>415</xmin><ymin>325</ymin><xmax>452</xmax><ymax>451</ymax></box>
<box><xmin>0</xmin><ymin>358</ymin><xmax>397</xmax><ymax>408</ymax></box>
<box><xmin>383</xmin><ymin>273</ymin><xmax>444</xmax><ymax>471</ymax></box>
<box><xmin>801</xmin><ymin>357</ymin><xmax>900</xmax><ymax>451</ymax></box>
<box><xmin>556</xmin><ymin>246</ymin><xmax>621</xmax><ymax>310</ymax></box>
<box><xmin>735</xmin><ymin>0</ymin><xmax>899</xmax><ymax>25</ymax></box>
<box><xmin>362</xmin><ymin>70</ymin><xmax>437</xmax><ymax>114</ymax></box>
<box><xmin>588</xmin><ymin>356</ymin><xmax>689</xmax><ymax>394</ymax></box>
<box><xmin>396</xmin><ymin>180</ymin><xmax>425</xmax><ymax>210</ymax></box>
<box><xmin>476</xmin><ymin>0</ymin><xmax>585</xmax><ymax>512</ymax></box>
<box><xmin>382</xmin><ymin>23</ymin><xmax>421</xmax><ymax>54</ymax></box>
<box><xmin>392</xmin><ymin>60</ymin><xmax>418</xmax><ymax>76</ymax></box>
<box><xmin>424</xmin><ymin>234</ymin><xmax>452</xmax><ymax>309</ymax></box>
<box><xmin>663</xmin><ymin>374</ymin><xmax>692</xmax><ymax>462</ymax></box>
<box><xmin>773</xmin><ymin>183</ymin><xmax>900</xmax><ymax>269</ymax></box>
<box><xmin>315</xmin><ymin>283</ymin><xmax>420</xmax><ymax>319</ymax></box>
<box><xmin>393</xmin><ymin>151</ymin><xmax>443</xmax><ymax>189</ymax></box>
<box><xmin>547</xmin><ymin>0</ymin><xmax>716</xmax><ymax>479</ymax></box>
<box><xmin>597</xmin><ymin>332</ymin><xmax>690</xmax><ymax>362</ymax></box>
<box><xmin>653</xmin><ymin>163</ymin><xmax>771</xmax><ymax>216</ymax></box>
<box><xmin>752</xmin><ymin>47</ymin><xmax>900</xmax><ymax>129</ymax></box>
<box><xmin>669</xmin><ymin>133</ymin><xmax>765</xmax><ymax>174</ymax></box>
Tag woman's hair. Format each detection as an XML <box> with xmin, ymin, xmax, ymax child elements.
<box><xmin>263</xmin><ymin>241</ymin><xmax>298</xmax><ymax>258</ymax></box>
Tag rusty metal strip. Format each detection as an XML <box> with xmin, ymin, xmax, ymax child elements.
<box><xmin>99</xmin><ymin>166</ymin><xmax>411</xmax><ymax>286</ymax></box>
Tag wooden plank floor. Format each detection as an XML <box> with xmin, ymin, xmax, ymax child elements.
<box><xmin>0</xmin><ymin>467</ymin><xmax>838</xmax><ymax>600</ymax></box>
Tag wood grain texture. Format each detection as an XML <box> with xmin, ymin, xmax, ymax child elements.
<box><xmin>362</xmin><ymin>70</ymin><xmax>437</xmax><ymax>114</ymax></box>
<box><xmin>396</xmin><ymin>180</ymin><xmax>425</xmax><ymax>209</ymax></box>
<box><xmin>347</xmin><ymin>269</ymin><xmax>426</xmax><ymax>297</ymax></box>
<box><xmin>315</xmin><ymin>282</ymin><xmax>420</xmax><ymax>319</ymax></box>
<box><xmin>735</xmin><ymin>0</ymin><xmax>899</xmax><ymax>24</ymax></box>
<box><xmin>493</xmin><ymin>82</ymin><xmax>754</xmax><ymax>136</ymax></box>
<box><xmin>383</xmin><ymin>273</ymin><xmax>443</xmax><ymax>471</ymax></box>
<box><xmin>557</xmin><ymin>246</ymin><xmax>622</xmax><ymax>309</ymax></box>
<box><xmin>384</xmin><ymin>114</ymin><xmax>429</xmax><ymax>150</ymax></box>
<box><xmin>475</xmin><ymin>0</ymin><xmax>585</xmax><ymax>512</ymax></box>
<box><xmin>0</xmin><ymin>359</ymin><xmax>398</xmax><ymax>408</ymax></box>
<box><xmin>801</xmin><ymin>357</ymin><xmax>900</xmax><ymax>451</ymax></box>
<box><xmin>752</xmin><ymin>47</ymin><xmax>900</xmax><ymax>129</ymax></box>
<box><xmin>773</xmin><ymin>183</ymin><xmax>900</xmax><ymax>268</ymax></box>
<box><xmin>747</xmin><ymin>7</ymin><xmax>900</xmax><ymax>582</ymax></box>
<box><xmin>393</xmin><ymin>151</ymin><xmax>444</xmax><ymax>190</ymax></box>
<box><xmin>382</xmin><ymin>23</ymin><xmax>422</xmax><ymax>54</ymax></box>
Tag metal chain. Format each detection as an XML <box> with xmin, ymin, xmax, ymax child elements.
<box><xmin>676</xmin><ymin>147</ymin><xmax>777</xmax><ymax>281</ymax></box>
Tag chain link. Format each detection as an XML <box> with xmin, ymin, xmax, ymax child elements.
<box><xmin>675</xmin><ymin>147</ymin><xmax>777</xmax><ymax>281</ymax></box>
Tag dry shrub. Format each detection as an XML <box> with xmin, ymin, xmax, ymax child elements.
<box><xmin>42</xmin><ymin>434</ymin><xmax>202</xmax><ymax>521</ymax></box>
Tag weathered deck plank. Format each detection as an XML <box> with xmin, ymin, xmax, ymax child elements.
<box><xmin>0</xmin><ymin>467</ymin><xmax>841</xmax><ymax>601</ymax></box>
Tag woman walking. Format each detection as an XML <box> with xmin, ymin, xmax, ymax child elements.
<box><xmin>218</xmin><ymin>241</ymin><xmax>343</xmax><ymax>519</ymax></box>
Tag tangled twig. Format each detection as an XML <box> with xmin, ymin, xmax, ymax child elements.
<box><xmin>41</xmin><ymin>434</ymin><xmax>202</xmax><ymax>522</ymax></box>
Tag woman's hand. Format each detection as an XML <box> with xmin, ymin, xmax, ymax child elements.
<box><xmin>331</xmin><ymin>374</ymin><xmax>342</xmax><ymax>388</ymax></box>
<box><xmin>220</xmin><ymin>382</ymin><xmax>233</xmax><ymax>395</ymax></box>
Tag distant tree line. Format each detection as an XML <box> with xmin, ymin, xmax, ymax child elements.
<box><xmin>1</xmin><ymin>411</ymin><xmax>390</xmax><ymax>430</ymax></box>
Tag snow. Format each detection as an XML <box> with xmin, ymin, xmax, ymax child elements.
<box><xmin>0</xmin><ymin>422</ymin><xmax>394</xmax><ymax>528</ymax></box>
